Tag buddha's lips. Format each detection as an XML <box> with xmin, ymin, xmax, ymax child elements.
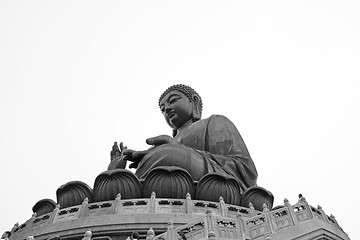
<box><xmin>168</xmin><ymin>112</ymin><xmax>176</xmax><ymax>118</ymax></box>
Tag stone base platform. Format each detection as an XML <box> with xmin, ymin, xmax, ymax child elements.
<box><xmin>9</xmin><ymin>194</ymin><xmax>350</xmax><ymax>240</ymax></box>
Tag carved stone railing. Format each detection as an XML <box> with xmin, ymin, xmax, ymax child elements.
<box><xmin>154</xmin><ymin>196</ymin><xmax>349</xmax><ymax>240</ymax></box>
<box><xmin>155</xmin><ymin>210</ymin><xmax>242</xmax><ymax>240</ymax></box>
<box><xmin>11</xmin><ymin>192</ymin><xmax>259</xmax><ymax>237</ymax></box>
<box><xmin>10</xmin><ymin>194</ymin><xmax>348</xmax><ymax>240</ymax></box>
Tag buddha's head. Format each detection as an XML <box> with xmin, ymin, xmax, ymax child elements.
<box><xmin>159</xmin><ymin>84</ymin><xmax>202</xmax><ymax>134</ymax></box>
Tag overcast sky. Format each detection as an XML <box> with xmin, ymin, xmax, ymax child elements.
<box><xmin>0</xmin><ymin>1</ymin><xmax>359</xmax><ymax>239</ymax></box>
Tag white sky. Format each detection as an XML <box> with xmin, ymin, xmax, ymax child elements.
<box><xmin>0</xmin><ymin>1</ymin><xmax>359</xmax><ymax>239</ymax></box>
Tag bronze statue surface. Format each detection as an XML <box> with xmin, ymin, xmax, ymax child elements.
<box><xmin>110</xmin><ymin>84</ymin><xmax>258</xmax><ymax>192</ymax></box>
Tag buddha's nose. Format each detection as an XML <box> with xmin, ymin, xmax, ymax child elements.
<box><xmin>165</xmin><ymin>106</ymin><xmax>172</xmax><ymax>113</ymax></box>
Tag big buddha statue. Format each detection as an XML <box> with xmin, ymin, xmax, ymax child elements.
<box><xmin>105</xmin><ymin>84</ymin><xmax>271</xmax><ymax>208</ymax></box>
<box><xmin>10</xmin><ymin>84</ymin><xmax>349</xmax><ymax>240</ymax></box>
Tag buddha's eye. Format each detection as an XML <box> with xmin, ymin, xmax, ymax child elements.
<box><xmin>169</xmin><ymin>98</ymin><xmax>179</xmax><ymax>104</ymax></box>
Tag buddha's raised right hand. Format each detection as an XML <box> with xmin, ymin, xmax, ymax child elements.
<box><xmin>108</xmin><ymin>142</ymin><xmax>128</xmax><ymax>170</ymax></box>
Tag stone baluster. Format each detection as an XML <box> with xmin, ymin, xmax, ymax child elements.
<box><xmin>146</xmin><ymin>228</ymin><xmax>155</xmax><ymax>240</ymax></box>
<box><xmin>49</xmin><ymin>204</ymin><xmax>60</xmax><ymax>223</ymax></box>
<box><xmin>149</xmin><ymin>191</ymin><xmax>156</xmax><ymax>213</ymax></box>
<box><xmin>79</xmin><ymin>197</ymin><xmax>89</xmax><ymax>218</ymax></box>
<box><xmin>262</xmin><ymin>203</ymin><xmax>275</xmax><ymax>234</ymax></box>
<box><xmin>218</xmin><ymin>196</ymin><xmax>228</xmax><ymax>217</ymax></box>
<box><xmin>248</xmin><ymin>203</ymin><xmax>256</xmax><ymax>217</ymax></box>
<box><xmin>329</xmin><ymin>214</ymin><xmax>342</xmax><ymax>230</ymax></box>
<box><xmin>11</xmin><ymin>222</ymin><xmax>19</xmax><ymax>233</ymax></box>
<box><xmin>208</xmin><ymin>230</ymin><xmax>216</xmax><ymax>240</ymax></box>
<box><xmin>236</xmin><ymin>214</ymin><xmax>249</xmax><ymax>240</ymax></box>
<box><xmin>317</xmin><ymin>205</ymin><xmax>329</xmax><ymax>223</ymax></box>
<box><xmin>185</xmin><ymin>193</ymin><xmax>193</xmax><ymax>214</ymax></box>
<box><xmin>206</xmin><ymin>210</ymin><xmax>217</xmax><ymax>239</ymax></box>
<box><xmin>82</xmin><ymin>230</ymin><xmax>92</xmax><ymax>240</ymax></box>
<box><xmin>166</xmin><ymin>221</ymin><xmax>176</xmax><ymax>240</ymax></box>
<box><xmin>297</xmin><ymin>194</ymin><xmax>314</xmax><ymax>220</ymax></box>
<box><xmin>31</xmin><ymin>212</ymin><xmax>37</xmax><ymax>221</ymax></box>
<box><xmin>283</xmin><ymin>198</ymin><xmax>298</xmax><ymax>225</ymax></box>
<box><xmin>114</xmin><ymin>193</ymin><xmax>122</xmax><ymax>214</ymax></box>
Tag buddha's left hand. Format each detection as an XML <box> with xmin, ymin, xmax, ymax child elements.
<box><xmin>124</xmin><ymin>135</ymin><xmax>177</xmax><ymax>169</ymax></box>
<box><xmin>123</xmin><ymin>148</ymin><xmax>147</xmax><ymax>169</ymax></box>
<box><xmin>146</xmin><ymin>135</ymin><xmax>177</xmax><ymax>146</ymax></box>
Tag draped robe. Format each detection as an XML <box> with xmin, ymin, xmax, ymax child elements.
<box><xmin>135</xmin><ymin>115</ymin><xmax>258</xmax><ymax>191</ymax></box>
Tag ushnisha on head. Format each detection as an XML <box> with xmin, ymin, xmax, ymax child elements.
<box><xmin>158</xmin><ymin>84</ymin><xmax>203</xmax><ymax>135</ymax></box>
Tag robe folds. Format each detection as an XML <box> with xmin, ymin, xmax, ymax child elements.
<box><xmin>135</xmin><ymin>115</ymin><xmax>258</xmax><ymax>191</ymax></box>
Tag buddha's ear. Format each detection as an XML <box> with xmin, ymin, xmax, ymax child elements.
<box><xmin>192</xmin><ymin>95</ymin><xmax>201</xmax><ymax>121</ymax></box>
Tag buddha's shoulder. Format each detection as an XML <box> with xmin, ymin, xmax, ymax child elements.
<box><xmin>203</xmin><ymin>114</ymin><xmax>233</xmax><ymax>123</ymax></box>
<box><xmin>201</xmin><ymin>115</ymin><xmax>238</xmax><ymax>132</ymax></box>
<box><xmin>192</xmin><ymin>115</ymin><xmax>234</xmax><ymax>129</ymax></box>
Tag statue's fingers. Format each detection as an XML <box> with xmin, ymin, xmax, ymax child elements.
<box><xmin>113</xmin><ymin>142</ymin><xmax>119</xmax><ymax>150</ymax></box>
<box><xmin>123</xmin><ymin>149</ymin><xmax>135</xmax><ymax>156</ymax></box>
<box><xmin>132</xmin><ymin>150</ymin><xmax>147</xmax><ymax>159</ymax></box>
<box><xmin>146</xmin><ymin>135</ymin><xmax>171</xmax><ymax>145</ymax></box>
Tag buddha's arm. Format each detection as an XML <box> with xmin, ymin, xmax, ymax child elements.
<box><xmin>198</xmin><ymin>149</ymin><xmax>257</xmax><ymax>189</ymax></box>
<box><xmin>201</xmin><ymin>115</ymin><xmax>258</xmax><ymax>188</ymax></box>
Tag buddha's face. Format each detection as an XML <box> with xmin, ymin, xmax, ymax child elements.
<box><xmin>159</xmin><ymin>90</ymin><xmax>193</xmax><ymax>129</ymax></box>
